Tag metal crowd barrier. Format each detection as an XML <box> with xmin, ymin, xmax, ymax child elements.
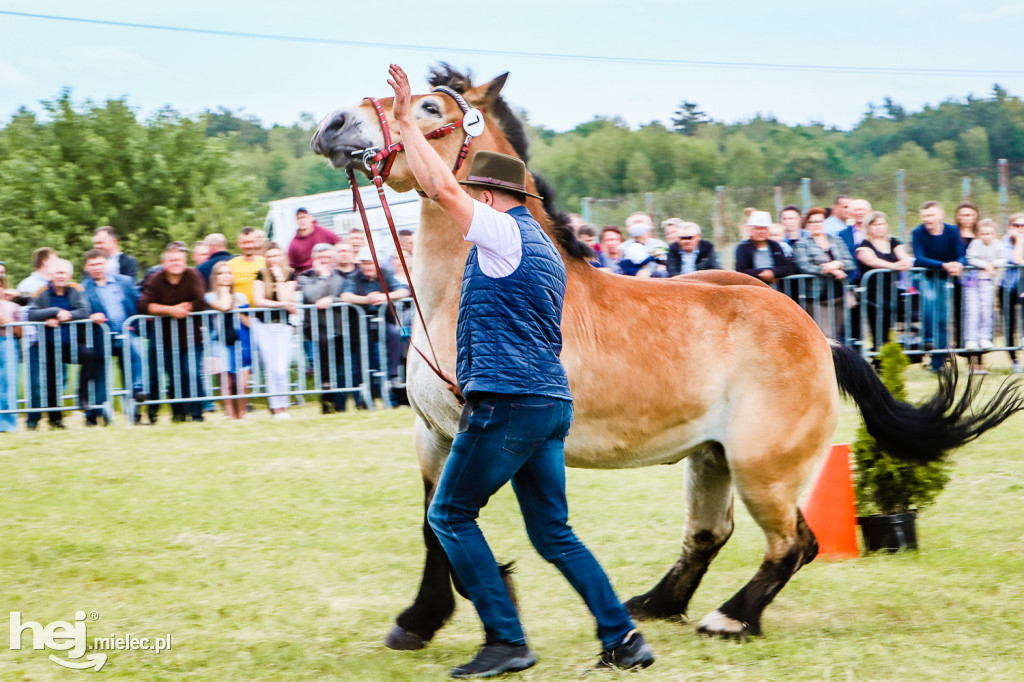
<box><xmin>773</xmin><ymin>265</ymin><xmax>1024</xmax><ymax>361</ymax></box>
<box><xmin>0</xmin><ymin>319</ymin><xmax>113</xmax><ymax>420</ymax></box>
<box><xmin>3</xmin><ymin>267</ymin><xmax>1021</xmax><ymax>428</ymax></box>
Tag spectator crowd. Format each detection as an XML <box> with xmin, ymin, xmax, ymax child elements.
<box><xmin>0</xmin><ymin>210</ymin><xmax>416</xmax><ymax>432</ymax></box>
<box><xmin>579</xmin><ymin>199</ymin><xmax>1024</xmax><ymax>374</ymax></box>
<box><xmin>3</xmin><ymin>199</ymin><xmax>1024</xmax><ymax>434</ymax></box>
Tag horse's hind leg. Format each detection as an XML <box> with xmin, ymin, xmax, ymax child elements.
<box><xmin>626</xmin><ymin>444</ymin><xmax>734</xmax><ymax>621</ymax></box>
<box><xmin>697</xmin><ymin>466</ymin><xmax>818</xmax><ymax>639</ymax></box>
<box><xmin>385</xmin><ymin>419</ymin><xmax>456</xmax><ymax>650</ymax></box>
<box><xmin>386</xmin><ymin>417</ymin><xmax>522</xmax><ymax>650</ymax></box>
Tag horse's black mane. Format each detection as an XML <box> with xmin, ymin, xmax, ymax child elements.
<box><xmin>427</xmin><ymin>63</ymin><xmax>594</xmax><ymax>261</ymax></box>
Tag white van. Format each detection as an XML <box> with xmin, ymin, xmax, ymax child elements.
<box><xmin>263</xmin><ymin>186</ymin><xmax>422</xmax><ymax>255</ymax></box>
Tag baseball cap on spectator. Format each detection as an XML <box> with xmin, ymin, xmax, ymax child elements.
<box><xmin>356</xmin><ymin>246</ymin><xmax>374</xmax><ymax>262</ymax></box>
<box><xmin>623</xmin><ymin>242</ymin><xmax>651</xmax><ymax>265</ymax></box>
<box><xmin>747</xmin><ymin>211</ymin><xmax>772</xmax><ymax>228</ymax></box>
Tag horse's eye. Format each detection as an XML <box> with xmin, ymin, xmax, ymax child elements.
<box><xmin>421</xmin><ymin>101</ymin><xmax>441</xmax><ymax>116</ymax></box>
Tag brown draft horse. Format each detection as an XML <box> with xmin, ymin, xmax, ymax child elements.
<box><xmin>312</xmin><ymin>65</ymin><xmax>1023</xmax><ymax>647</ymax></box>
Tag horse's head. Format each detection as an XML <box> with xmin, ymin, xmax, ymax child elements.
<box><xmin>311</xmin><ymin>65</ymin><xmax>511</xmax><ymax>193</ymax></box>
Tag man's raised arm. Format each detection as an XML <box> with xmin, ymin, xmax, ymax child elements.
<box><xmin>388</xmin><ymin>64</ymin><xmax>475</xmax><ymax>235</ymax></box>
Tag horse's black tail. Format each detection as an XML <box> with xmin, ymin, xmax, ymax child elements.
<box><xmin>831</xmin><ymin>343</ymin><xmax>1024</xmax><ymax>463</ymax></box>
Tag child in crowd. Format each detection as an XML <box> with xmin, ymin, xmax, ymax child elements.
<box><xmin>205</xmin><ymin>262</ymin><xmax>251</xmax><ymax>419</ymax></box>
<box><xmin>964</xmin><ymin>219</ymin><xmax>1006</xmax><ymax>351</ymax></box>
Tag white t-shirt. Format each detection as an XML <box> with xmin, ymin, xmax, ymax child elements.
<box><xmin>465</xmin><ymin>200</ymin><xmax>523</xmax><ymax>278</ymax></box>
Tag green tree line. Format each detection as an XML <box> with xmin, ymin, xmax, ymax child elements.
<box><xmin>3</xmin><ymin>85</ymin><xmax>1024</xmax><ymax>279</ymax></box>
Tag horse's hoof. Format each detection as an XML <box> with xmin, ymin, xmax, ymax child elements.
<box><xmin>384</xmin><ymin>624</ymin><xmax>429</xmax><ymax>651</ymax></box>
<box><xmin>696</xmin><ymin>610</ymin><xmax>750</xmax><ymax>641</ymax></box>
<box><xmin>624</xmin><ymin>595</ymin><xmax>686</xmax><ymax>623</ymax></box>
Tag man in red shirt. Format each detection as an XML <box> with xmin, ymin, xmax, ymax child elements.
<box><xmin>288</xmin><ymin>208</ymin><xmax>339</xmax><ymax>271</ymax></box>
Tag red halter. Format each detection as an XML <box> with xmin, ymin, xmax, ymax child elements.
<box><xmin>345</xmin><ymin>87</ymin><xmax>478</xmax><ymax>404</ymax></box>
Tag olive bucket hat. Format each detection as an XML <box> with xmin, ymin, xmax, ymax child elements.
<box><xmin>458</xmin><ymin>151</ymin><xmax>543</xmax><ymax>200</ymax></box>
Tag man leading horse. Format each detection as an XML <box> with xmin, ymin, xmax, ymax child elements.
<box><xmin>387</xmin><ymin>63</ymin><xmax>655</xmax><ymax>678</ymax></box>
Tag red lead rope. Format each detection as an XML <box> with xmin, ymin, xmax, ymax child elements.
<box><xmin>347</xmin><ymin>168</ymin><xmax>465</xmax><ymax>405</ymax></box>
<box><xmin>344</xmin><ymin>92</ymin><xmax>477</xmax><ymax>404</ymax></box>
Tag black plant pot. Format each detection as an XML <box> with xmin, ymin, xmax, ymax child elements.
<box><xmin>857</xmin><ymin>511</ymin><xmax>918</xmax><ymax>553</ymax></box>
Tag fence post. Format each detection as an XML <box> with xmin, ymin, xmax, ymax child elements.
<box><xmin>773</xmin><ymin>186</ymin><xmax>784</xmax><ymax>220</ymax></box>
<box><xmin>645</xmin><ymin>192</ymin><xmax>655</xmax><ymax>223</ymax></box>
<box><xmin>896</xmin><ymin>169</ymin><xmax>907</xmax><ymax>242</ymax></box>
<box><xmin>999</xmin><ymin>159</ymin><xmax>1009</xmax><ymax>228</ymax></box>
<box><xmin>581</xmin><ymin>197</ymin><xmax>592</xmax><ymax>224</ymax></box>
<box><xmin>961</xmin><ymin>176</ymin><xmax>971</xmax><ymax>202</ymax></box>
<box><xmin>714</xmin><ymin>185</ymin><xmax>726</xmax><ymax>248</ymax></box>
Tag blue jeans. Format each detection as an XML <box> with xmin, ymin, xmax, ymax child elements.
<box><xmin>917</xmin><ymin>272</ymin><xmax>950</xmax><ymax>369</ymax></box>
<box><xmin>0</xmin><ymin>336</ymin><xmax>17</xmax><ymax>432</ymax></box>
<box><xmin>427</xmin><ymin>394</ymin><xmax>634</xmax><ymax>649</ymax></box>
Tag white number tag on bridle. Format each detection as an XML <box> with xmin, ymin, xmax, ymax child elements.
<box><xmin>462</xmin><ymin>108</ymin><xmax>486</xmax><ymax>137</ymax></box>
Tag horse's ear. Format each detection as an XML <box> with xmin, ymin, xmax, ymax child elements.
<box><xmin>465</xmin><ymin>72</ymin><xmax>509</xmax><ymax>109</ymax></box>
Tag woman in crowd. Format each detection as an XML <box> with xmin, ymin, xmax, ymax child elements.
<box><xmin>206</xmin><ymin>262</ymin><xmax>251</xmax><ymax>419</ymax></box>
<box><xmin>252</xmin><ymin>242</ymin><xmax>297</xmax><ymax>419</ymax></box>
<box><xmin>0</xmin><ymin>262</ymin><xmax>21</xmax><ymax>433</ymax></box>
<box><xmin>794</xmin><ymin>207</ymin><xmax>856</xmax><ymax>341</ymax></box>
<box><xmin>1001</xmin><ymin>213</ymin><xmax>1024</xmax><ymax>373</ymax></box>
<box><xmin>855</xmin><ymin>211</ymin><xmax>915</xmax><ymax>351</ymax></box>
<box><xmin>955</xmin><ymin>201</ymin><xmax>980</xmax><ymax>244</ymax></box>
<box><xmin>953</xmin><ymin>201</ymin><xmax>981</xmax><ymax>353</ymax></box>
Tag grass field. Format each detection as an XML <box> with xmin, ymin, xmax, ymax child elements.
<box><xmin>2</xmin><ymin>362</ymin><xmax>1023</xmax><ymax>681</ymax></box>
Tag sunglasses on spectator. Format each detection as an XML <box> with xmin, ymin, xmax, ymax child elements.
<box><xmin>806</xmin><ymin>219</ymin><xmax>825</xmax><ymax>224</ymax></box>
<box><xmin>678</xmin><ymin>235</ymin><xmax>695</xmax><ymax>241</ymax></box>
<box><xmin>1012</xmin><ymin>222</ymin><xmax>1024</xmax><ymax>228</ymax></box>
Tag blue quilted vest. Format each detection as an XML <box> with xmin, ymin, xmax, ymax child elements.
<box><xmin>456</xmin><ymin>206</ymin><xmax>572</xmax><ymax>401</ymax></box>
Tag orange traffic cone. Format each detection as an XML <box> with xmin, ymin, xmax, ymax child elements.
<box><xmin>800</xmin><ymin>443</ymin><xmax>859</xmax><ymax>560</ymax></box>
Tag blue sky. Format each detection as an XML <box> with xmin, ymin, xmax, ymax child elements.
<box><xmin>2</xmin><ymin>1</ymin><xmax>1024</xmax><ymax>132</ymax></box>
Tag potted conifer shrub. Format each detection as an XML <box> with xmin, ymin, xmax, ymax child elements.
<box><xmin>852</xmin><ymin>338</ymin><xmax>951</xmax><ymax>552</ymax></box>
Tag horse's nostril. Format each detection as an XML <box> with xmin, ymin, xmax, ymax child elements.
<box><xmin>326</xmin><ymin>112</ymin><xmax>347</xmax><ymax>135</ymax></box>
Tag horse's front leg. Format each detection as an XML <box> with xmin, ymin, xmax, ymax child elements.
<box><xmin>385</xmin><ymin>417</ymin><xmax>455</xmax><ymax>650</ymax></box>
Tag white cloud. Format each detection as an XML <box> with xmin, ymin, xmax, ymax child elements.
<box><xmin>0</xmin><ymin>58</ymin><xmax>32</xmax><ymax>87</ymax></box>
<box><xmin>63</xmin><ymin>46</ymin><xmax>161</xmax><ymax>76</ymax></box>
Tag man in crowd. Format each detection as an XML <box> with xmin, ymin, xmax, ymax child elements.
<box><xmin>735</xmin><ymin>210</ymin><xmax>794</xmax><ymax>283</ymax></box>
<box><xmin>912</xmin><ymin>201</ymin><xmax>965</xmax><ymax>372</ymax></box>
<box><xmin>197</xmin><ymin>233</ymin><xmax>235</xmax><ymax>286</ymax></box>
<box><xmin>228</xmin><ymin>227</ymin><xmax>266</xmax><ymax>305</ymax></box>
<box><xmin>667</xmin><ymin>221</ymin><xmax>719</xmax><ymax>276</ymax></box>
<box><xmin>348</xmin><ymin>228</ymin><xmax>367</xmax><ymax>257</ymax></box>
<box><xmin>27</xmin><ymin>259</ymin><xmax>98</xmax><ymax>429</ymax></box>
<box><xmin>138</xmin><ymin>244</ymin><xmax>208</xmax><ymax>423</ymax></box>
<box><xmin>192</xmin><ymin>241</ymin><xmax>211</xmax><ymax>267</ymax></box>
<box><xmin>18</xmin><ymin>247</ymin><xmax>57</xmax><ymax>296</ymax></box>
<box><xmin>387</xmin><ymin>63</ymin><xmax>653</xmax><ymax>678</ymax></box>
<box><xmin>623</xmin><ymin>212</ymin><xmax>668</xmax><ymax>257</ymax></box>
<box><xmin>298</xmin><ymin>243</ymin><xmax>355</xmax><ymax>412</ymax></box>
<box><xmin>824</xmin><ymin>195</ymin><xmax>851</xmax><ymax>236</ymax></box>
<box><xmin>93</xmin><ymin>226</ymin><xmax>139</xmax><ymax>282</ymax></box>
<box><xmin>82</xmin><ymin>248</ymin><xmax>146</xmax><ymax>424</ymax></box>
<box><xmin>398</xmin><ymin>229</ymin><xmax>415</xmax><ymax>261</ymax></box>
<box><xmin>341</xmin><ymin>246</ymin><xmax>409</xmax><ymax>408</ymax></box>
<box><xmin>597</xmin><ymin>226</ymin><xmax>625</xmax><ymax>273</ymax></box>
<box><xmin>839</xmin><ymin>198</ymin><xmax>871</xmax><ymax>284</ymax></box>
<box><xmin>288</xmin><ymin>208</ymin><xmax>339</xmax><ymax>272</ymax></box>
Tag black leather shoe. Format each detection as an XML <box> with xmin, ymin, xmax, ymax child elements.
<box><xmin>596</xmin><ymin>630</ymin><xmax>654</xmax><ymax>671</ymax></box>
<box><xmin>450</xmin><ymin>643</ymin><xmax>536</xmax><ymax>679</ymax></box>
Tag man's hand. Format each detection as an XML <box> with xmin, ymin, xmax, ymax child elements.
<box><xmin>388</xmin><ymin>64</ymin><xmax>412</xmax><ymax>125</ymax></box>
<box><xmin>943</xmin><ymin>261</ymin><xmax>964</xmax><ymax>276</ymax></box>
<box><xmin>90</xmin><ymin>312</ymin><xmax>108</xmax><ymax>324</ymax></box>
<box><xmin>758</xmin><ymin>270</ymin><xmax>777</xmax><ymax>283</ymax></box>
<box><xmin>366</xmin><ymin>292</ymin><xmax>387</xmax><ymax>305</ymax></box>
<box><xmin>55</xmin><ymin>310</ymin><xmax>72</xmax><ymax>323</ymax></box>
<box><xmin>315</xmin><ymin>296</ymin><xmax>333</xmax><ymax>310</ymax></box>
<box><xmin>168</xmin><ymin>302</ymin><xmax>191</xmax><ymax>319</ymax></box>
<box><xmin>44</xmin><ymin>318</ymin><xmax>60</xmax><ymax>328</ymax></box>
